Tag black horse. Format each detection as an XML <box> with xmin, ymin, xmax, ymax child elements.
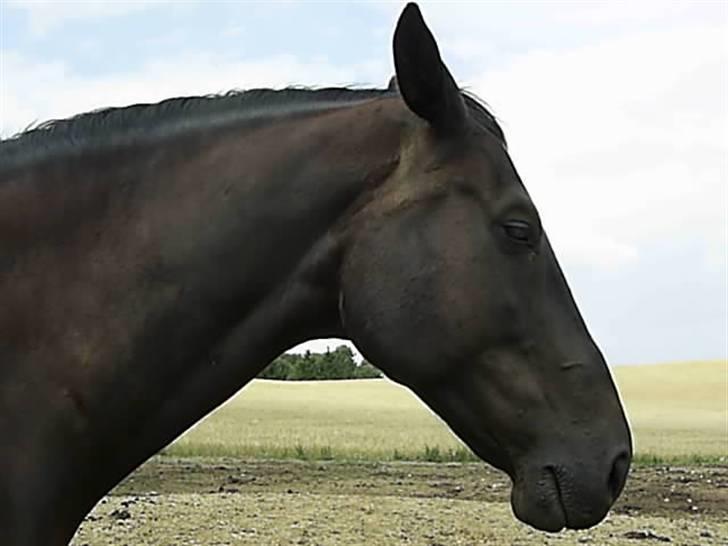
<box><xmin>0</xmin><ymin>4</ymin><xmax>631</xmax><ymax>544</ymax></box>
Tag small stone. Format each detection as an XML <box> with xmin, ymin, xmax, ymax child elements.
<box><xmin>622</xmin><ymin>530</ymin><xmax>671</xmax><ymax>542</ymax></box>
<box><xmin>109</xmin><ymin>508</ymin><xmax>131</xmax><ymax>521</ymax></box>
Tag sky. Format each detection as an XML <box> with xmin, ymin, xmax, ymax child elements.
<box><xmin>1</xmin><ymin>0</ymin><xmax>726</xmax><ymax>366</ymax></box>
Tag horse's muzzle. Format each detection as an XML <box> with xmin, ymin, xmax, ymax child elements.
<box><xmin>510</xmin><ymin>447</ymin><xmax>631</xmax><ymax>532</ymax></box>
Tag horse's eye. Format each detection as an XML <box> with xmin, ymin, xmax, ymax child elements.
<box><xmin>503</xmin><ymin>220</ymin><xmax>533</xmax><ymax>245</ymax></box>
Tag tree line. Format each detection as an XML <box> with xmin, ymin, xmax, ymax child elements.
<box><xmin>258</xmin><ymin>345</ymin><xmax>382</xmax><ymax>380</ymax></box>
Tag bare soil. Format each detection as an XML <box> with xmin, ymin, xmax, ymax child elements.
<box><xmin>71</xmin><ymin>458</ymin><xmax>728</xmax><ymax>545</ymax></box>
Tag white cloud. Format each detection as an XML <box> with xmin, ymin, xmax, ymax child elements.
<box><xmin>466</xmin><ymin>24</ymin><xmax>727</xmax><ymax>269</ymax></box>
<box><xmin>375</xmin><ymin>0</ymin><xmax>722</xmax><ymax>33</ymax></box>
<box><xmin>7</xmin><ymin>0</ymin><xmax>170</xmax><ymax>37</ymax></box>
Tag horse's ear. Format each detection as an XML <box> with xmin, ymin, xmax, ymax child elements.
<box><xmin>393</xmin><ymin>3</ymin><xmax>465</xmax><ymax>132</ymax></box>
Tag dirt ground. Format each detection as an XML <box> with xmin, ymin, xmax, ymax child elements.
<box><xmin>71</xmin><ymin>458</ymin><xmax>727</xmax><ymax>545</ymax></box>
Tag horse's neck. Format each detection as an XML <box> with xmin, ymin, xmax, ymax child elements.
<box><xmin>9</xmin><ymin>97</ymin><xmax>399</xmax><ymax>438</ymax></box>
<box><xmin>128</xmin><ymin>102</ymin><xmax>399</xmax><ymax>361</ymax></box>
<box><xmin>0</xmin><ymin>98</ymin><xmax>402</xmax><ymax>518</ymax></box>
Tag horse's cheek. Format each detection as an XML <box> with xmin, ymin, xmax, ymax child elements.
<box><xmin>339</xmin><ymin>210</ymin><xmax>476</xmax><ymax>382</ymax></box>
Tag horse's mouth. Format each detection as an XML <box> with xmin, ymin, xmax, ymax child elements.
<box><xmin>545</xmin><ymin>466</ymin><xmax>569</xmax><ymax>530</ymax></box>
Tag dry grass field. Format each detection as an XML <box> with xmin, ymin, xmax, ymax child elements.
<box><xmin>614</xmin><ymin>360</ymin><xmax>726</xmax><ymax>459</ymax></box>
<box><xmin>165</xmin><ymin>360</ymin><xmax>727</xmax><ymax>463</ymax></box>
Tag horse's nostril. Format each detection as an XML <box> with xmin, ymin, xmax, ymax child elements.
<box><xmin>607</xmin><ymin>450</ymin><xmax>630</xmax><ymax>501</ymax></box>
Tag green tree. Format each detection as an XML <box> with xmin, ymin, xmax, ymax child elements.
<box><xmin>354</xmin><ymin>360</ymin><xmax>382</xmax><ymax>379</ymax></box>
<box><xmin>258</xmin><ymin>353</ymin><xmax>295</xmax><ymax>379</ymax></box>
<box><xmin>257</xmin><ymin>346</ymin><xmax>382</xmax><ymax>380</ymax></box>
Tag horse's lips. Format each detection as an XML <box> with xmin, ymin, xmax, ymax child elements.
<box><xmin>511</xmin><ymin>462</ymin><xmax>621</xmax><ymax>532</ymax></box>
<box><xmin>546</xmin><ymin>466</ymin><xmax>570</xmax><ymax>530</ymax></box>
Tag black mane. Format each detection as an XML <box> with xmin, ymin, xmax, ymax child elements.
<box><xmin>0</xmin><ymin>88</ymin><xmax>392</xmax><ymax>168</ymax></box>
<box><xmin>0</xmin><ymin>86</ymin><xmax>504</xmax><ymax>169</ymax></box>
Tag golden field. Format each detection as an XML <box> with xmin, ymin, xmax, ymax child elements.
<box><xmin>167</xmin><ymin>360</ymin><xmax>727</xmax><ymax>463</ymax></box>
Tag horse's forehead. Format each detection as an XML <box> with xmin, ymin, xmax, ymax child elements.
<box><xmin>421</xmin><ymin>136</ymin><xmax>532</xmax><ymax>213</ymax></box>
<box><xmin>398</xmin><ymin>123</ymin><xmax>494</xmax><ymax>167</ymax></box>
<box><xmin>422</xmin><ymin>134</ymin><xmax>508</xmax><ymax>187</ymax></box>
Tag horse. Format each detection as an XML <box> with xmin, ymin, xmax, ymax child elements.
<box><xmin>0</xmin><ymin>3</ymin><xmax>631</xmax><ymax>544</ymax></box>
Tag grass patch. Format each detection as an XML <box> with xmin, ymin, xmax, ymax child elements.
<box><xmin>161</xmin><ymin>443</ymin><xmax>479</xmax><ymax>463</ymax></box>
<box><xmin>160</xmin><ymin>445</ymin><xmax>724</xmax><ymax>467</ymax></box>
<box><xmin>631</xmin><ymin>453</ymin><xmax>727</xmax><ymax>466</ymax></box>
